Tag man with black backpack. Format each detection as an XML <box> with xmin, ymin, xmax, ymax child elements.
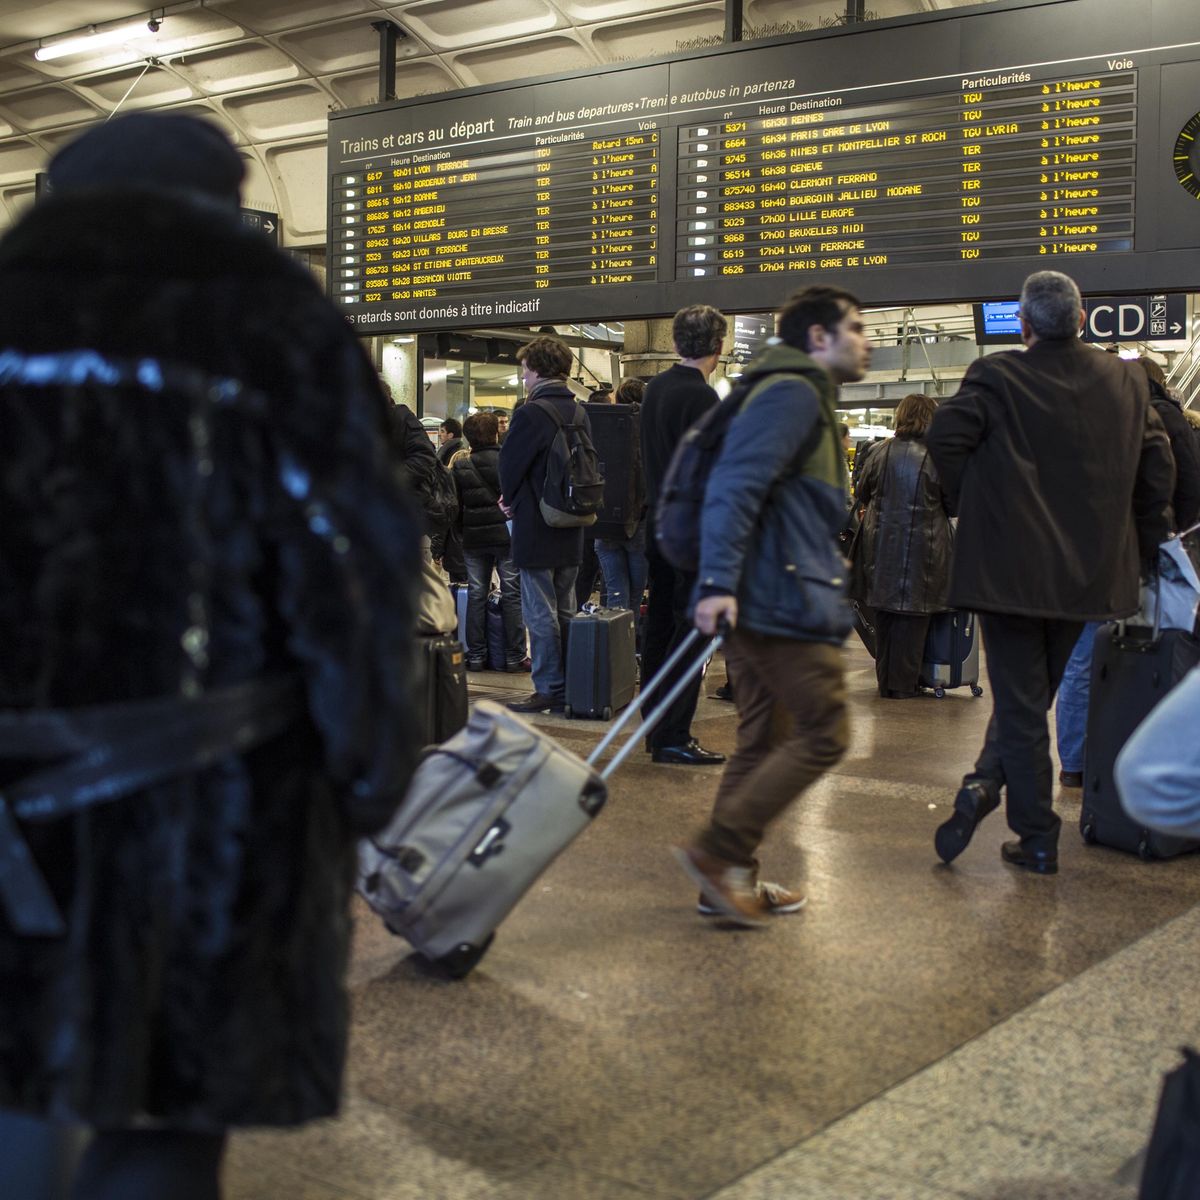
<box><xmin>672</xmin><ymin>286</ymin><xmax>871</xmax><ymax>927</ymax></box>
<box><xmin>499</xmin><ymin>335</ymin><xmax>601</xmax><ymax>713</ymax></box>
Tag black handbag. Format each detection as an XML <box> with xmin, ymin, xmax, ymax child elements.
<box><xmin>1139</xmin><ymin>1046</ymin><xmax>1200</xmax><ymax>1199</ymax></box>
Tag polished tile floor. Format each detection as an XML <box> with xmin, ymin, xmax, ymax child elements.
<box><xmin>226</xmin><ymin>638</ymin><xmax>1200</xmax><ymax>1199</ymax></box>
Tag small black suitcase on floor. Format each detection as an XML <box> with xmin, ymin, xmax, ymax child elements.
<box><xmin>486</xmin><ymin>591</ymin><xmax>507</xmax><ymax>670</ymax></box>
<box><xmin>564</xmin><ymin>608</ymin><xmax>637</xmax><ymax>719</ymax></box>
<box><xmin>417</xmin><ymin>634</ymin><xmax>469</xmax><ymax>746</ymax></box>
<box><xmin>586</xmin><ymin>403</ymin><xmax>643</xmax><ymax>539</ymax></box>
<box><xmin>1081</xmin><ymin>623</ymin><xmax>1200</xmax><ymax>859</ymax></box>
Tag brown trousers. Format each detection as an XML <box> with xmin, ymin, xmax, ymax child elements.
<box><xmin>698</xmin><ymin>629</ymin><xmax>849</xmax><ymax>866</ymax></box>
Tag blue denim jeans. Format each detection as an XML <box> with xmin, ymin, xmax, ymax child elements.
<box><xmin>1054</xmin><ymin>621</ymin><xmax>1099</xmax><ymax>773</ymax></box>
<box><xmin>594</xmin><ymin>523</ymin><xmax>648</xmax><ymax>611</ymax></box>
<box><xmin>519</xmin><ymin>565</ymin><xmax>578</xmax><ymax>698</ymax></box>
<box><xmin>464</xmin><ymin>549</ymin><xmax>526</xmax><ymax>667</ymax></box>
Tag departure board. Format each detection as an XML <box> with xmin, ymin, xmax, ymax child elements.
<box><xmin>337</xmin><ymin>129</ymin><xmax>660</xmax><ymax>299</ymax></box>
<box><xmin>327</xmin><ymin>0</ymin><xmax>1200</xmax><ymax>333</ymax></box>
<box><xmin>675</xmin><ymin>74</ymin><xmax>1135</xmax><ymax>279</ymax></box>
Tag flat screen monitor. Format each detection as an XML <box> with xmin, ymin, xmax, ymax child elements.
<box><xmin>973</xmin><ymin>301</ymin><xmax>1023</xmax><ymax>345</ymax></box>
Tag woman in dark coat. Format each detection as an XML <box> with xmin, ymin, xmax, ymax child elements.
<box><xmin>853</xmin><ymin>393</ymin><xmax>954</xmax><ymax>698</ymax></box>
<box><xmin>0</xmin><ymin>114</ymin><xmax>421</xmax><ymax>1198</ymax></box>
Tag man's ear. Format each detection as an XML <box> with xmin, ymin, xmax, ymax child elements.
<box><xmin>807</xmin><ymin>324</ymin><xmax>830</xmax><ymax>353</ymax></box>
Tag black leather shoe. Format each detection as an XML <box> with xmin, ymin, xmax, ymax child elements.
<box><xmin>1001</xmin><ymin>840</ymin><xmax>1058</xmax><ymax>875</ymax></box>
<box><xmin>652</xmin><ymin>741</ymin><xmax>726</xmax><ymax>766</ymax></box>
<box><xmin>507</xmin><ymin>692</ymin><xmax>565</xmax><ymax>714</ymax></box>
<box><xmin>934</xmin><ymin>780</ymin><xmax>1001</xmax><ymax>865</ymax></box>
<box><xmin>1058</xmin><ymin>770</ymin><xmax>1083</xmax><ymax>789</ymax></box>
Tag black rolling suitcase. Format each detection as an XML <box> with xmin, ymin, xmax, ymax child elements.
<box><xmin>920</xmin><ymin>610</ymin><xmax>983</xmax><ymax>698</ymax></box>
<box><xmin>1081</xmin><ymin>623</ymin><xmax>1200</xmax><ymax>859</ymax></box>
<box><xmin>587</xmin><ymin>403</ymin><xmax>644</xmax><ymax>539</ymax></box>
<box><xmin>564</xmin><ymin>607</ymin><xmax>637</xmax><ymax>719</ymax></box>
<box><xmin>416</xmin><ymin>634</ymin><xmax>469</xmax><ymax>746</ymax></box>
<box><xmin>486</xmin><ymin>591</ymin><xmax>507</xmax><ymax>670</ymax></box>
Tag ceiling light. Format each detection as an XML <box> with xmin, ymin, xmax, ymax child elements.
<box><xmin>35</xmin><ymin>20</ymin><xmax>161</xmax><ymax>62</ymax></box>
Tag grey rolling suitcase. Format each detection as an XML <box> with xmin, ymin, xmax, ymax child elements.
<box><xmin>920</xmin><ymin>610</ymin><xmax>984</xmax><ymax>698</ymax></box>
<box><xmin>358</xmin><ymin>629</ymin><xmax>722</xmax><ymax>977</ymax></box>
<box><xmin>564</xmin><ymin>607</ymin><xmax>637</xmax><ymax>719</ymax></box>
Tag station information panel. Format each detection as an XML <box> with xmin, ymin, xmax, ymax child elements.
<box><xmin>327</xmin><ymin>0</ymin><xmax>1200</xmax><ymax>333</ymax></box>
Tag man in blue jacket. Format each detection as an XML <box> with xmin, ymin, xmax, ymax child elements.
<box><xmin>674</xmin><ymin>286</ymin><xmax>870</xmax><ymax>927</ymax></box>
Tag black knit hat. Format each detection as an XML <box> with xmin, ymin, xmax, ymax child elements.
<box><xmin>47</xmin><ymin>112</ymin><xmax>244</xmax><ymax>208</ymax></box>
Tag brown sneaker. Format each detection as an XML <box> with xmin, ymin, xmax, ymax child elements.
<box><xmin>698</xmin><ymin>880</ymin><xmax>807</xmax><ymax>917</ymax></box>
<box><xmin>671</xmin><ymin>844</ymin><xmax>768</xmax><ymax>928</ymax></box>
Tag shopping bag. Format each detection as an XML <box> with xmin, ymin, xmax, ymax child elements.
<box><xmin>1128</xmin><ymin>528</ymin><xmax>1200</xmax><ymax>637</ymax></box>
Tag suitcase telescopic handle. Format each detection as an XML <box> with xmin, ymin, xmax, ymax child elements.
<box><xmin>588</xmin><ymin>621</ymin><xmax>727</xmax><ymax>780</ymax></box>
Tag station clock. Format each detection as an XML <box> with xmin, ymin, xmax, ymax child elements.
<box><xmin>1173</xmin><ymin>111</ymin><xmax>1200</xmax><ymax>198</ymax></box>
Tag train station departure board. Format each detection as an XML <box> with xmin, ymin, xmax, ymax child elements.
<box><xmin>327</xmin><ymin>0</ymin><xmax>1200</xmax><ymax>333</ymax></box>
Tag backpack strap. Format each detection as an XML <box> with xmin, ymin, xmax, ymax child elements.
<box><xmin>530</xmin><ymin>395</ymin><xmax>582</xmax><ymax>429</ymax></box>
<box><xmin>739</xmin><ymin>367</ymin><xmax>830</xmax><ymax>479</ymax></box>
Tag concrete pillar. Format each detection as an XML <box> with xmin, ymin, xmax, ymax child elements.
<box><xmin>379</xmin><ymin>335</ymin><xmax>419</xmax><ymax>413</ymax></box>
<box><xmin>620</xmin><ymin>317</ymin><xmax>735</xmax><ymax>385</ymax></box>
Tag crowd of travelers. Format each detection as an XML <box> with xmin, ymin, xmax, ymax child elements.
<box><xmin>2</xmin><ymin>110</ymin><xmax>1199</xmax><ymax>1200</ymax></box>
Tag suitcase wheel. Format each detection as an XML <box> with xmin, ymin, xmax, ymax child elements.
<box><xmin>1137</xmin><ymin>837</ymin><xmax>1154</xmax><ymax>862</ymax></box>
<box><xmin>970</xmin><ymin>685</ymin><xmax>984</xmax><ymax>698</ymax></box>
<box><xmin>431</xmin><ymin>934</ymin><xmax>496</xmax><ymax>980</ymax></box>
<box><xmin>564</xmin><ymin>704</ymin><xmax>573</xmax><ymax>719</ymax></box>
<box><xmin>933</xmin><ymin>686</ymin><xmax>946</xmax><ymax>699</ymax></box>
<box><xmin>601</xmin><ymin>705</ymin><xmax>613</xmax><ymax>721</ymax></box>
<box><xmin>1081</xmin><ymin>818</ymin><xmax>1097</xmax><ymax>844</ymax></box>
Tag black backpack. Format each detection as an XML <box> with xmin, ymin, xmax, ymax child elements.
<box><xmin>654</xmin><ymin>370</ymin><xmax>825</xmax><ymax>572</ymax></box>
<box><xmin>402</xmin><ymin>451</ymin><xmax>459</xmax><ymax>538</ymax></box>
<box><xmin>531</xmin><ymin>397</ymin><xmax>605</xmax><ymax>528</ymax></box>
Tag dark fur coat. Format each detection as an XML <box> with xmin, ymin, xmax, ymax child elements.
<box><xmin>0</xmin><ymin>189</ymin><xmax>421</xmax><ymax>1130</ymax></box>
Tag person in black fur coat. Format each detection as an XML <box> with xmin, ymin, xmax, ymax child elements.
<box><xmin>0</xmin><ymin>114</ymin><xmax>422</xmax><ymax>1199</ymax></box>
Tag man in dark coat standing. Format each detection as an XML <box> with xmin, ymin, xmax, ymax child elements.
<box><xmin>498</xmin><ymin>336</ymin><xmax>589</xmax><ymax>713</ymax></box>
<box><xmin>640</xmin><ymin>305</ymin><xmax>728</xmax><ymax>765</ymax></box>
<box><xmin>928</xmin><ymin>270</ymin><xmax>1174</xmax><ymax>876</ymax></box>
<box><xmin>0</xmin><ymin>114</ymin><xmax>421</xmax><ymax>1198</ymax></box>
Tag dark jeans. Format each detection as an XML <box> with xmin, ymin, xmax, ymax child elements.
<box><xmin>519</xmin><ymin>565</ymin><xmax>578</xmax><ymax>699</ymax></box>
<box><xmin>577</xmin><ymin>535</ymin><xmax>602</xmax><ymax>607</ymax></box>
<box><xmin>641</xmin><ymin>532</ymin><xmax>701</xmax><ymax>749</ymax></box>
<box><xmin>0</xmin><ymin>1113</ymin><xmax>225</xmax><ymax>1200</ymax></box>
<box><xmin>970</xmin><ymin>612</ymin><xmax>1084</xmax><ymax>854</ymax></box>
<box><xmin>463</xmin><ymin>548</ymin><xmax>526</xmax><ymax>668</ymax></box>
<box><xmin>595</xmin><ymin>523</ymin><xmax>648</xmax><ymax>639</ymax></box>
<box><xmin>698</xmin><ymin>630</ymin><xmax>848</xmax><ymax>866</ymax></box>
<box><xmin>875</xmin><ymin>610</ymin><xmax>930</xmax><ymax>696</ymax></box>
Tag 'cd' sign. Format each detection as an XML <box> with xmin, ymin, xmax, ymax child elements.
<box><xmin>1083</xmin><ymin>294</ymin><xmax>1186</xmax><ymax>342</ymax></box>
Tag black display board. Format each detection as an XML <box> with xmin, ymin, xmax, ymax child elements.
<box><xmin>327</xmin><ymin>0</ymin><xmax>1200</xmax><ymax>333</ymax></box>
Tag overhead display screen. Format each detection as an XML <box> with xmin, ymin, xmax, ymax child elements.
<box><xmin>327</xmin><ymin>0</ymin><xmax>1200</xmax><ymax>333</ymax></box>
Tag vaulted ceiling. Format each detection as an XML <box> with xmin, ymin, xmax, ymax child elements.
<box><xmin>0</xmin><ymin>0</ymin><xmax>991</xmax><ymax>243</ymax></box>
